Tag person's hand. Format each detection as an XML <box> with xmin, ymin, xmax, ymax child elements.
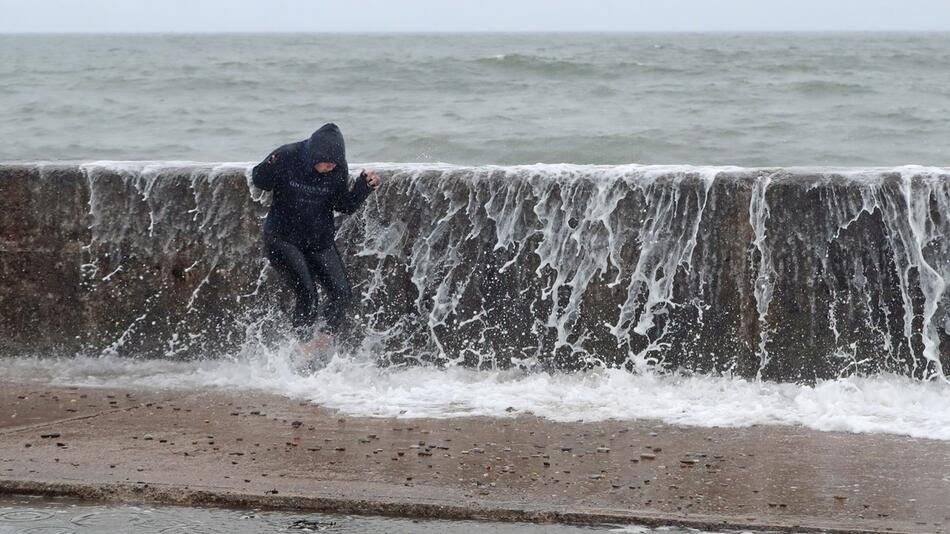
<box><xmin>363</xmin><ymin>170</ymin><xmax>382</xmax><ymax>189</ymax></box>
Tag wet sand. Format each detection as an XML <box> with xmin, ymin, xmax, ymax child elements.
<box><xmin>0</xmin><ymin>382</ymin><xmax>947</xmax><ymax>533</ymax></box>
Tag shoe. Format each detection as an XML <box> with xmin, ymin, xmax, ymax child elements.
<box><xmin>300</xmin><ymin>332</ymin><xmax>333</xmax><ymax>353</ymax></box>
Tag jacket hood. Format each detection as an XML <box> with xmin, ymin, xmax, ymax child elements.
<box><xmin>306</xmin><ymin>123</ymin><xmax>346</xmax><ymax>166</ymax></box>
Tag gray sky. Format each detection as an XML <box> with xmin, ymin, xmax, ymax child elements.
<box><xmin>2</xmin><ymin>0</ymin><xmax>949</xmax><ymax>33</ymax></box>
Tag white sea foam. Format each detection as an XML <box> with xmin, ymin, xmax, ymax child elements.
<box><xmin>3</xmin><ymin>352</ymin><xmax>949</xmax><ymax>441</ymax></box>
<box><xmin>24</xmin><ymin>159</ymin><xmax>945</xmax><ymax>176</ymax></box>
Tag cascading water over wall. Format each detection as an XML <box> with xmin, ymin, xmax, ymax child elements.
<box><xmin>0</xmin><ymin>162</ymin><xmax>947</xmax><ymax>381</ymax></box>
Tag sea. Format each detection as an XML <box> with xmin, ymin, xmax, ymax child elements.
<box><xmin>1</xmin><ymin>32</ymin><xmax>949</xmax><ymax>165</ymax></box>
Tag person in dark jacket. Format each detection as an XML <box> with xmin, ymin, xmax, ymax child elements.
<box><xmin>251</xmin><ymin>123</ymin><xmax>381</xmax><ymax>345</ymax></box>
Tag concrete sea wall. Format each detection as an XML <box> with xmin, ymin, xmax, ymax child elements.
<box><xmin>1</xmin><ymin>162</ymin><xmax>947</xmax><ymax>381</ymax></box>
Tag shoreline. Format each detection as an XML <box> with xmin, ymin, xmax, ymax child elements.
<box><xmin>1</xmin><ymin>382</ymin><xmax>948</xmax><ymax>533</ymax></box>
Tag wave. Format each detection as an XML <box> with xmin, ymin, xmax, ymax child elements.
<box><xmin>4</xmin><ymin>353</ymin><xmax>950</xmax><ymax>440</ymax></box>
<box><xmin>791</xmin><ymin>79</ymin><xmax>876</xmax><ymax>95</ymax></box>
<box><xmin>471</xmin><ymin>54</ymin><xmax>693</xmax><ymax>77</ymax></box>
<box><xmin>473</xmin><ymin>53</ymin><xmax>599</xmax><ymax>76</ymax></box>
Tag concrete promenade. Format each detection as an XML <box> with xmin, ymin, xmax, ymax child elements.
<box><xmin>1</xmin><ymin>382</ymin><xmax>948</xmax><ymax>533</ymax></box>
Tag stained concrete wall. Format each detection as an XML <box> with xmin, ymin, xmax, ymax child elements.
<box><xmin>1</xmin><ymin>163</ymin><xmax>947</xmax><ymax>380</ymax></box>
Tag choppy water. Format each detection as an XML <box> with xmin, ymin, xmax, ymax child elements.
<box><xmin>0</xmin><ymin>497</ymin><xmax>761</xmax><ymax>534</ymax></box>
<box><xmin>1</xmin><ymin>33</ymin><xmax>950</xmax><ymax>165</ymax></box>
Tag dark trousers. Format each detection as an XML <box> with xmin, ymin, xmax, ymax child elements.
<box><xmin>265</xmin><ymin>233</ymin><xmax>353</xmax><ymax>340</ymax></box>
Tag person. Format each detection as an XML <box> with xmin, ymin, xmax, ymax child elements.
<box><xmin>251</xmin><ymin>123</ymin><xmax>381</xmax><ymax>348</ymax></box>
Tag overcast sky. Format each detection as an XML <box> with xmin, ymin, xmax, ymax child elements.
<box><xmin>2</xmin><ymin>0</ymin><xmax>949</xmax><ymax>33</ymax></box>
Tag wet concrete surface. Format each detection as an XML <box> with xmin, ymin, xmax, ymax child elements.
<box><xmin>0</xmin><ymin>494</ymin><xmax>641</xmax><ymax>533</ymax></box>
<box><xmin>0</xmin><ymin>382</ymin><xmax>948</xmax><ymax>533</ymax></box>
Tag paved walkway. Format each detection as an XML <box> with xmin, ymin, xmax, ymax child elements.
<box><xmin>1</xmin><ymin>382</ymin><xmax>948</xmax><ymax>533</ymax></box>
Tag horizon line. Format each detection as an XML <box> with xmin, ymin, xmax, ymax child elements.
<box><xmin>3</xmin><ymin>29</ymin><xmax>950</xmax><ymax>36</ymax></box>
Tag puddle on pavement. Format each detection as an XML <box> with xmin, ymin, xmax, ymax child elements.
<box><xmin>0</xmin><ymin>495</ymin><xmax>773</xmax><ymax>533</ymax></box>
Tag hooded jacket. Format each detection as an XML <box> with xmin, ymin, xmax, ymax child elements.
<box><xmin>252</xmin><ymin>123</ymin><xmax>373</xmax><ymax>250</ymax></box>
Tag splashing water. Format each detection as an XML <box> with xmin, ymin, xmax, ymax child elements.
<box><xmin>6</xmin><ymin>162</ymin><xmax>950</xmax><ymax>377</ymax></box>
<box><xmin>4</xmin><ymin>344</ymin><xmax>950</xmax><ymax>441</ymax></box>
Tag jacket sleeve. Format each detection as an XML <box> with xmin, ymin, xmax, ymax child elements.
<box><xmin>251</xmin><ymin>145</ymin><xmax>290</xmax><ymax>191</ymax></box>
<box><xmin>334</xmin><ymin>170</ymin><xmax>374</xmax><ymax>214</ymax></box>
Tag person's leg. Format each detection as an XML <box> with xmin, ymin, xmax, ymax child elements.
<box><xmin>307</xmin><ymin>244</ymin><xmax>354</xmax><ymax>335</ymax></box>
<box><xmin>265</xmin><ymin>234</ymin><xmax>319</xmax><ymax>340</ymax></box>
